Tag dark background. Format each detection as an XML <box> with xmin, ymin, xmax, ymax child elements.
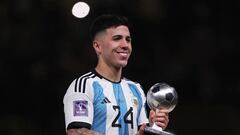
<box><xmin>1</xmin><ymin>0</ymin><xmax>240</xmax><ymax>135</ymax></box>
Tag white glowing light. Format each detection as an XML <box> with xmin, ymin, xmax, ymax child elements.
<box><xmin>72</xmin><ymin>2</ymin><xmax>90</xmax><ymax>18</ymax></box>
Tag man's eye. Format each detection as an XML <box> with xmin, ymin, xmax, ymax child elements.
<box><xmin>126</xmin><ymin>37</ymin><xmax>131</xmax><ymax>42</ymax></box>
<box><xmin>113</xmin><ymin>37</ymin><xmax>121</xmax><ymax>40</ymax></box>
<box><xmin>113</xmin><ymin>36</ymin><xmax>122</xmax><ymax>40</ymax></box>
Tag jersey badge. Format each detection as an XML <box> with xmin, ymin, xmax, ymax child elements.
<box><xmin>73</xmin><ymin>100</ymin><xmax>88</xmax><ymax>116</ymax></box>
<box><xmin>132</xmin><ymin>97</ymin><xmax>138</xmax><ymax>107</ymax></box>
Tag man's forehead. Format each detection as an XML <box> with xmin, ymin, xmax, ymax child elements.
<box><xmin>107</xmin><ymin>25</ymin><xmax>129</xmax><ymax>30</ymax></box>
<box><xmin>106</xmin><ymin>25</ymin><xmax>130</xmax><ymax>35</ymax></box>
<box><xmin>94</xmin><ymin>25</ymin><xmax>130</xmax><ymax>40</ymax></box>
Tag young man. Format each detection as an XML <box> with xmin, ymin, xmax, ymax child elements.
<box><xmin>63</xmin><ymin>14</ymin><xmax>169</xmax><ymax>135</ymax></box>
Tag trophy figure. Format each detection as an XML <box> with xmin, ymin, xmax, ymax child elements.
<box><xmin>145</xmin><ymin>83</ymin><xmax>178</xmax><ymax>135</ymax></box>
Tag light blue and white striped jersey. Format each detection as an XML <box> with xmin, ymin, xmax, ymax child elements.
<box><xmin>63</xmin><ymin>70</ymin><xmax>149</xmax><ymax>135</ymax></box>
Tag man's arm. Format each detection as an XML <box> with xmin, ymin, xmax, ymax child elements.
<box><xmin>67</xmin><ymin>128</ymin><xmax>103</xmax><ymax>135</ymax></box>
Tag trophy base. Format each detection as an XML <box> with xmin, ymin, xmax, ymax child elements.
<box><xmin>145</xmin><ymin>126</ymin><xmax>173</xmax><ymax>135</ymax></box>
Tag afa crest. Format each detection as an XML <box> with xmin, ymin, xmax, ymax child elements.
<box><xmin>132</xmin><ymin>97</ymin><xmax>138</xmax><ymax>107</ymax></box>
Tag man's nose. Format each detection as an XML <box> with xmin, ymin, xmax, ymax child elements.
<box><xmin>120</xmin><ymin>40</ymin><xmax>130</xmax><ymax>48</ymax></box>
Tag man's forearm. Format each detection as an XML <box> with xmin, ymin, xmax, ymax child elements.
<box><xmin>67</xmin><ymin>128</ymin><xmax>102</xmax><ymax>135</ymax></box>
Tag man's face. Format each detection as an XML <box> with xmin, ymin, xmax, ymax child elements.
<box><xmin>94</xmin><ymin>25</ymin><xmax>132</xmax><ymax>68</ymax></box>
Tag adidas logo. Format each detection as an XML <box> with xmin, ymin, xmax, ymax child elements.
<box><xmin>101</xmin><ymin>97</ymin><xmax>111</xmax><ymax>104</ymax></box>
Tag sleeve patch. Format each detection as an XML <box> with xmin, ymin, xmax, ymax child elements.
<box><xmin>73</xmin><ymin>100</ymin><xmax>88</xmax><ymax>116</ymax></box>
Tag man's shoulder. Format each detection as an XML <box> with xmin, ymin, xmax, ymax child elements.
<box><xmin>122</xmin><ymin>77</ymin><xmax>141</xmax><ymax>86</ymax></box>
<box><xmin>65</xmin><ymin>71</ymin><xmax>98</xmax><ymax>93</ymax></box>
<box><xmin>122</xmin><ymin>78</ymin><xmax>146</xmax><ymax>96</ymax></box>
<box><xmin>77</xmin><ymin>71</ymin><xmax>96</xmax><ymax>79</ymax></box>
<box><xmin>74</xmin><ymin>71</ymin><xmax>99</xmax><ymax>82</ymax></box>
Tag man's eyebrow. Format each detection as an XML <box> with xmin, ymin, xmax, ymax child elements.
<box><xmin>112</xmin><ymin>34</ymin><xmax>131</xmax><ymax>38</ymax></box>
<box><xmin>112</xmin><ymin>34</ymin><xmax>123</xmax><ymax>38</ymax></box>
<box><xmin>112</xmin><ymin>34</ymin><xmax>122</xmax><ymax>37</ymax></box>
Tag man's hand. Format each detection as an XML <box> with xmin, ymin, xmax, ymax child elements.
<box><xmin>135</xmin><ymin>123</ymin><xmax>146</xmax><ymax>135</ymax></box>
<box><xmin>67</xmin><ymin>128</ymin><xmax>103</xmax><ymax>135</ymax></box>
<box><xmin>149</xmin><ymin>109</ymin><xmax>169</xmax><ymax>130</ymax></box>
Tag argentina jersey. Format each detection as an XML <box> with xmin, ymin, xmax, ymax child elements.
<box><xmin>63</xmin><ymin>70</ymin><xmax>149</xmax><ymax>135</ymax></box>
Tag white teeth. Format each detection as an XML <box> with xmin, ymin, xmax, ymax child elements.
<box><xmin>118</xmin><ymin>52</ymin><xmax>127</xmax><ymax>56</ymax></box>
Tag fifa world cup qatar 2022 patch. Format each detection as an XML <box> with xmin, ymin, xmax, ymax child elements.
<box><xmin>73</xmin><ymin>100</ymin><xmax>88</xmax><ymax>116</ymax></box>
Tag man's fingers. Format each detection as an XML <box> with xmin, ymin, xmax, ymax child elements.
<box><xmin>136</xmin><ymin>123</ymin><xmax>146</xmax><ymax>135</ymax></box>
<box><xmin>150</xmin><ymin>109</ymin><xmax>169</xmax><ymax>130</ymax></box>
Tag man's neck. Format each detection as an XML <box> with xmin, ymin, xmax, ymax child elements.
<box><xmin>95</xmin><ymin>63</ymin><xmax>122</xmax><ymax>82</ymax></box>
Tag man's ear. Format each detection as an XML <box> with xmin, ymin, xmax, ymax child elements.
<box><xmin>93</xmin><ymin>40</ymin><xmax>101</xmax><ymax>55</ymax></box>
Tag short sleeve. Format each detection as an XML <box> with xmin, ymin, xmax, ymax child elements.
<box><xmin>63</xmin><ymin>79</ymin><xmax>94</xmax><ymax>130</ymax></box>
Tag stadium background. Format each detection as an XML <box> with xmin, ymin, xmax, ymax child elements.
<box><xmin>0</xmin><ymin>0</ymin><xmax>239</xmax><ymax>135</ymax></box>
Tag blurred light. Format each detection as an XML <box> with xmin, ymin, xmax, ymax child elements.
<box><xmin>72</xmin><ymin>2</ymin><xmax>90</xmax><ymax>18</ymax></box>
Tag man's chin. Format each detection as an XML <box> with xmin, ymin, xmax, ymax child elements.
<box><xmin>116</xmin><ymin>62</ymin><xmax>128</xmax><ymax>68</ymax></box>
